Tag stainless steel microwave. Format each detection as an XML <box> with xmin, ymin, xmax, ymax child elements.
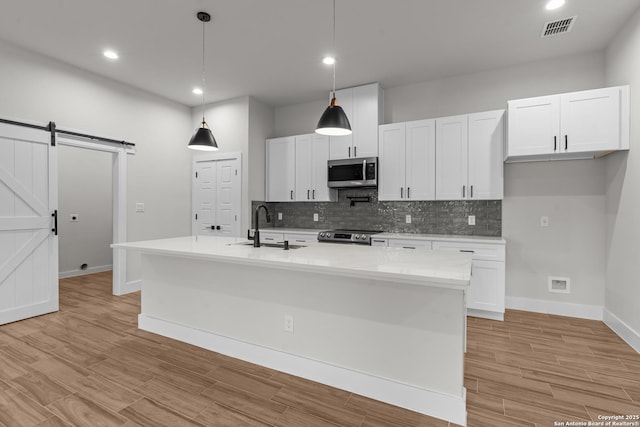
<box><xmin>327</xmin><ymin>157</ymin><xmax>377</xmax><ymax>188</ymax></box>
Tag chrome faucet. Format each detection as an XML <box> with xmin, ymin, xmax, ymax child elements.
<box><xmin>253</xmin><ymin>204</ymin><xmax>271</xmax><ymax>247</ymax></box>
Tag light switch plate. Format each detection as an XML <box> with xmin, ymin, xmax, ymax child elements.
<box><xmin>405</xmin><ymin>215</ymin><xmax>411</xmax><ymax>224</ymax></box>
<box><xmin>313</xmin><ymin>213</ymin><xmax>319</xmax><ymax>222</ymax></box>
<box><xmin>468</xmin><ymin>215</ymin><xmax>476</xmax><ymax>226</ymax></box>
<box><xmin>278</xmin><ymin>212</ymin><xmax>283</xmax><ymax>220</ymax></box>
<box><xmin>135</xmin><ymin>203</ymin><xmax>145</xmax><ymax>212</ymax></box>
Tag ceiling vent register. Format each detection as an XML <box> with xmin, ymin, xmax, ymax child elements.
<box><xmin>541</xmin><ymin>16</ymin><xmax>576</xmax><ymax>37</ymax></box>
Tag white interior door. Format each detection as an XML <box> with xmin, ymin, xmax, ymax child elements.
<box><xmin>193</xmin><ymin>154</ymin><xmax>241</xmax><ymax>237</ymax></box>
<box><xmin>0</xmin><ymin>122</ymin><xmax>58</xmax><ymax>325</ymax></box>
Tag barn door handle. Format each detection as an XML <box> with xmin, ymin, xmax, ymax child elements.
<box><xmin>52</xmin><ymin>210</ymin><xmax>58</xmax><ymax>235</ymax></box>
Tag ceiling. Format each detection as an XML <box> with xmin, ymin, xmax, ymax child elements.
<box><xmin>1</xmin><ymin>0</ymin><xmax>639</xmax><ymax>108</ymax></box>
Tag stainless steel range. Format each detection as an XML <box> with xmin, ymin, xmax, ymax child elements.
<box><xmin>317</xmin><ymin>229</ymin><xmax>382</xmax><ymax>245</ymax></box>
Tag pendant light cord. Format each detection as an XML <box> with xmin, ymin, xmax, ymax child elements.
<box><xmin>201</xmin><ymin>16</ymin><xmax>206</xmax><ymax>125</ymax></box>
<box><xmin>332</xmin><ymin>0</ymin><xmax>336</xmax><ymax>97</ymax></box>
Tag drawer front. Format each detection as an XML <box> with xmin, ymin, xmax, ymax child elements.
<box><xmin>432</xmin><ymin>241</ymin><xmax>505</xmax><ymax>261</ymax></box>
<box><xmin>388</xmin><ymin>239</ymin><xmax>432</xmax><ymax>250</ymax></box>
<box><xmin>284</xmin><ymin>233</ymin><xmax>318</xmax><ymax>246</ymax></box>
<box><xmin>260</xmin><ymin>232</ymin><xmax>285</xmax><ymax>243</ymax></box>
<box><xmin>370</xmin><ymin>238</ymin><xmax>388</xmax><ymax>247</ymax></box>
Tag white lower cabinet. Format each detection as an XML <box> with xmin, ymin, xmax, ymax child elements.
<box><xmin>284</xmin><ymin>233</ymin><xmax>319</xmax><ymax>246</ymax></box>
<box><xmin>380</xmin><ymin>237</ymin><xmax>505</xmax><ymax>320</ymax></box>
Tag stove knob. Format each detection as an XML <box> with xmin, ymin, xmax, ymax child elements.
<box><xmin>320</xmin><ymin>232</ymin><xmax>325</xmax><ymax>237</ymax></box>
<box><xmin>361</xmin><ymin>235</ymin><xmax>367</xmax><ymax>240</ymax></box>
<box><xmin>354</xmin><ymin>234</ymin><xmax>360</xmax><ymax>239</ymax></box>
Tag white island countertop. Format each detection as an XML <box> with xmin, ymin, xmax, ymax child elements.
<box><xmin>113</xmin><ymin>235</ymin><xmax>471</xmax><ymax>290</ymax></box>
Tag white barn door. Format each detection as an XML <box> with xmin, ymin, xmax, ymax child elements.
<box><xmin>0</xmin><ymin>122</ymin><xmax>58</xmax><ymax>325</ymax></box>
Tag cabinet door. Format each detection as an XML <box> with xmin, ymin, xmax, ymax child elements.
<box><xmin>406</xmin><ymin>119</ymin><xmax>436</xmax><ymax>201</ymax></box>
<box><xmin>310</xmin><ymin>134</ymin><xmax>335</xmax><ymax>201</ymax></box>
<box><xmin>561</xmin><ymin>87</ymin><xmax>621</xmax><ymax>153</ymax></box>
<box><xmin>329</xmin><ymin>87</ymin><xmax>354</xmax><ymax>159</ymax></box>
<box><xmin>378</xmin><ymin>123</ymin><xmax>406</xmax><ymax>201</ymax></box>
<box><xmin>467</xmin><ymin>260</ymin><xmax>505</xmax><ymax>313</ymax></box>
<box><xmin>436</xmin><ymin>115</ymin><xmax>468</xmax><ymax>200</ymax></box>
<box><xmin>388</xmin><ymin>239</ymin><xmax>432</xmax><ymax>250</ymax></box>
<box><xmin>352</xmin><ymin>83</ymin><xmax>380</xmax><ymax>158</ymax></box>
<box><xmin>468</xmin><ymin>110</ymin><xmax>504</xmax><ymax>200</ymax></box>
<box><xmin>266</xmin><ymin>137</ymin><xmax>296</xmax><ymax>202</ymax></box>
<box><xmin>295</xmin><ymin>134</ymin><xmax>312</xmax><ymax>201</ymax></box>
<box><xmin>507</xmin><ymin>95</ymin><xmax>560</xmax><ymax>156</ymax></box>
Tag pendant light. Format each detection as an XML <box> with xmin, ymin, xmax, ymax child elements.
<box><xmin>188</xmin><ymin>11</ymin><xmax>219</xmax><ymax>151</ymax></box>
<box><xmin>315</xmin><ymin>0</ymin><xmax>352</xmax><ymax>136</ymax></box>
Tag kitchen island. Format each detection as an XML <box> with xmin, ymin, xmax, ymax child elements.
<box><xmin>112</xmin><ymin>235</ymin><xmax>472</xmax><ymax>425</ymax></box>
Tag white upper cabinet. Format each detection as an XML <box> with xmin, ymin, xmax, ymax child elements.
<box><xmin>329</xmin><ymin>83</ymin><xmax>382</xmax><ymax>159</ymax></box>
<box><xmin>266</xmin><ymin>136</ymin><xmax>295</xmax><ymax>202</ymax></box>
<box><xmin>268</xmin><ymin>134</ymin><xmax>336</xmax><ymax>202</ymax></box>
<box><xmin>436</xmin><ymin>115</ymin><xmax>468</xmax><ymax>200</ymax></box>
<box><xmin>468</xmin><ymin>110</ymin><xmax>504</xmax><ymax>200</ymax></box>
<box><xmin>378</xmin><ymin>119</ymin><xmax>436</xmax><ymax>201</ymax></box>
<box><xmin>436</xmin><ymin>110</ymin><xmax>504</xmax><ymax>201</ymax></box>
<box><xmin>506</xmin><ymin>86</ymin><xmax>629</xmax><ymax>162</ymax></box>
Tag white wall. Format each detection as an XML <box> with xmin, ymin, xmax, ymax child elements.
<box><xmin>248</xmin><ymin>98</ymin><xmax>274</xmax><ymax>203</ymax></box>
<box><xmin>604</xmin><ymin>8</ymin><xmax>640</xmax><ymax>335</ymax></box>
<box><xmin>274</xmin><ymin>51</ymin><xmax>608</xmax><ymax>309</ymax></box>
<box><xmin>58</xmin><ymin>145</ymin><xmax>113</xmax><ymax>276</ymax></box>
<box><xmin>0</xmin><ymin>39</ymin><xmax>193</xmax><ymax>284</ymax></box>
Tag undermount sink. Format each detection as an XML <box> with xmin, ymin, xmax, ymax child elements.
<box><xmin>228</xmin><ymin>242</ymin><xmax>305</xmax><ymax>250</ymax></box>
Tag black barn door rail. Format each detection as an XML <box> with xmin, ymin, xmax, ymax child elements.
<box><xmin>0</xmin><ymin>117</ymin><xmax>135</xmax><ymax>148</ymax></box>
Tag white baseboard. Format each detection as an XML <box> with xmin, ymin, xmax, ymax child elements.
<box><xmin>59</xmin><ymin>265</ymin><xmax>112</xmax><ymax>279</ymax></box>
<box><xmin>138</xmin><ymin>314</ymin><xmax>467</xmax><ymax>426</ymax></box>
<box><xmin>467</xmin><ymin>308</ymin><xmax>504</xmax><ymax>321</ymax></box>
<box><xmin>506</xmin><ymin>296</ymin><xmax>603</xmax><ymax>320</ymax></box>
<box><xmin>117</xmin><ymin>279</ymin><xmax>141</xmax><ymax>295</ymax></box>
<box><xmin>603</xmin><ymin>309</ymin><xmax>640</xmax><ymax>353</ymax></box>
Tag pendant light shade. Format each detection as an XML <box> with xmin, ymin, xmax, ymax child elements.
<box><xmin>188</xmin><ymin>12</ymin><xmax>219</xmax><ymax>151</ymax></box>
<box><xmin>315</xmin><ymin>0</ymin><xmax>352</xmax><ymax>136</ymax></box>
<box><xmin>188</xmin><ymin>121</ymin><xmax>218</xmax><ymax>151</ymax></box>
<box><xmin>316</xmin><ymin>96</ymin><xmax>351</xmax><ymax>136</ymax></box>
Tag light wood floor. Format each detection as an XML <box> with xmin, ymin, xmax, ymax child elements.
<box><xmin>0</xmin><ymin>272</ymin><xmax>638</xmax><ymax>427</ymax></box>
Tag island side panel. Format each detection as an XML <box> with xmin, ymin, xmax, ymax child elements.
<box><xmin>139</xmin><ymin>253</ymin><xmax>466</xmax><ymax>398</ymax></box>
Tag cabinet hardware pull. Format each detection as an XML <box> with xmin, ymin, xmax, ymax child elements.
<box><xmin>312</xmin><ymin>189</ymin><xmax>315</xmax><ymax>199</ymax></box>
<box><xmin>400</xmin><ymin>187</ymin><xmax>404</xmax><ymax>198</ymax></box>
<box><xmin>462</xmin><ymin>185</ymin><xmax>466</xmax><ymax>198</ymax></box>
<box><xmin>372</xmin><ymin>239</ymin><xmax>385</xmax><ymax>243</ymax></box>
<box><xmin>554</xmin><ymin>136</ymin><xmax>557</xmax><ymax>151</ymax></box>
<box><xmin>403</xmin><ymin>246</ymin><xmax>416</xmax><ymax>249</ymax></box>
<box><xmin>407</xmin><ymin>187</ymin><xmax>411</xmax><ymax>199</ymax></box>
<box><xmin>290</xmin><ymin>190</ymin><xmax>293</xmax><ymax>200</ymax></box>
<box><xmin>460</xmin><ymin>250</ymin><xmax>475</xmax><ymax>253</ymax></box>
<box><xmin>565</xmin><ymin>135</ymin><xmax>568</xmax><ymax>150</ymax></box>
<box><xmin>470</xmin><ymin>185</ymin><xmax>473</xmax><ymax>198</ymax></box>
<box><xmin>348</xmin><ymin>146</ymin><xmax>351</xmax><ymax>157</ymax></box>
<box><xmin>307</xmin><ymin>189</ymin><xmax>310</xmax><ymax>199</ymax></box>
<box><xmin>295</xmin><ymin>239</ymin><xmax>305</xmax><ymax>242</ymax></box>
<box><xmin>354</xmin><ymin>146</ymin><xmax>357</xmax><ymax>157</ymax></box>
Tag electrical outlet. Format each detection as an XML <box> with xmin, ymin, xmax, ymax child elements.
<box><xmin>405</xmin><ymin>215</ymin><xmax>411</xmax><ymax>224</ymax></box>
<box><xmin>135</xmin><ymin>203</ymin><xmax>145</xmax><ymax>212</ymax></box>
<box><xmin>540</xmin><ymin>216</ymin><xmax>549</xmax><ymax>227</ymax></box>
<box><xmin>284</xmin><ymin>315</ymin><xmax>294</xmax><ymax>333</ymax></box>
<box><xmin>278</xmin><ymin>212</ymin><xmax>283</xmax><ymax>220</ymax></box>
<box><xmin>69</xmin><ymin>214</ymin><xmax>79</xmax><ymax>222</ymax></box>
<box><xmin>468</xmin><ymin>215</ymin><xmax>476</xmax><ymax>226</ymax></box>
<box><xmin>313</xmin><ymin>213</ymin><xmax>319</xmax><ymax>222</ymax></box>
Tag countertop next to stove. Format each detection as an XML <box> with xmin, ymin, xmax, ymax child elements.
<box><xmin>256</xmin><ymin>228</ymin><xmax>506</xmax><ymax>244</ymax></box>
<box><xmin>112</xmin><ymin>235</ymin><xmax>472</xmax><ymax>289</ymax></box>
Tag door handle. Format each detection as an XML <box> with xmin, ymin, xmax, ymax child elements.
<box><xmin>307</xmin><ymin>189</ymin><xmax>310</xmax><ymax>200</ymax></box>
<box><xmin>354</xmin><ymin>146</ymin><xmax>357</xmax><ymax>157</ymax></box>
<box><xmin>51</xmin><ymin>210</ymin><xmax>58</xmax><ymax>235</ymax></box>
<box><xmin>554</xmin><ymin>136</ymin><xmax>557</xmax><ymax>152</ymax></box>
<box><xmin>470</xmin><ymin>185</ymin><xmax>473</xmax><ymax>198</ymax></box>
<box><xmin>565</xmin><ymin>135</ymin><xmax>568</xmax><ymax>151</ymax></box>
<box><xmin>312</xmin><ymin>189</ymin><xmax>315</xmax><ymax>199</ymax></box>
<box><xmin>290</xmin><ymin>190</ymin><xmax>294</xmax><ymax>200</ymax></box>
<box><xmin>216</xmin><ymin>225</ymin><xmax>221</xmax><ymax>230</ymax></box>
<box><xmin>407</xmin><ymin>187</ymin><xmax>411</xmax><ymax>199</ymax></box>
<box><xmin>462</xmin><ymin>185</ymin><xmax>466</xmax><ymax>198</ymax></box>
<box><xmin>400</xmin><ymin>187</ymin><xmax>404</xmax><ymax>199</ymax></box>
<box><xmin>348</xmin><ymin>146</ymin><xmax>351</xmax><ymax>157</ymax></box>
<box><xmin>211</xmin><ymin>225</ymin><xmax>215</xmax><ymax>230</ymax></box>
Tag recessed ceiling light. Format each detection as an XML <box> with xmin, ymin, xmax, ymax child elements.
<box><xmin>192</xmin><ymin>87</ymin><xmax>203</xmax><ymax>95</ymax></box>
<box><xmin>545</xmin><ymin>0</ymin><xmax>565</xmax><ymax>10</ymax></box>
<box><xmin>322</xmin><ymin>56</ymin><xmax>335</xmax><ymax>65</ymax></box>
<box><xmin>103</xmin><ymin>49</ymin><xmax>119</xmax><ymax>60</ymax></box>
